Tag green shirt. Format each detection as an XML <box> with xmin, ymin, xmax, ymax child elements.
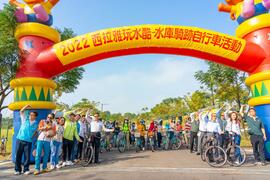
<box><xmin>122</xmin><ymin>123</ymin><xmax>129</xmax><ymax>133</ymax></box>
<box><xmin>63</xmin><ymin>118</ymin><xmax>80</xmax><ymax>141</ymax></box>
<box><xmin>244</xmin><ymin>115</ymin><xmax>264</xmax><ymax>136</ymax></box>
<box><xmin>190</xmin><ymin>120</ymin><xmax>199</xmax><ymax>133</ymax></box>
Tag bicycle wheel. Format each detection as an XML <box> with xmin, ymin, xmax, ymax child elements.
<box><xmin>200</xmin><ymin>142</ymin><xmax>207</xmax><ymax>162</ymax></box>
<box><xmin>205</xmin><ymin>146</ymin><xmax>227</xmax><ymax>168</ymax></box>
<box><xmin>100</xmin><ymin>139</ymin><xmax>105</xmax><ymax>153</ymax></box>
<box><xmin>226</xmin><ymin>145</ymin><xmax>246</xmax><ymax>167</ymax></box>
<box><xmin>118</xmin><ymin>138</ymin><xmax>126</xmax><ymax>153</ymax></box>
<box><xmin>171</xmin><ymin>138</ymin><xmax>181</xmax><ymax>150</ymax></box>
<box><xmin>135</xmin><ymin>138</ymin><xmax>141</xmax><ymax>152</ymax></box>
<box><xmin>81</xmin><ymin>144</ymin><xmax>94</xmax><ymax>167</ymax></box>
<box><xmin>163</xmin><ymin>138</ymin><xmax>169</xmax><ymax>150</ymax></box>
<box><xmin>149</xmin><ymin>138</ymin><xmax>155</xmax><ymax>152</ymax></box>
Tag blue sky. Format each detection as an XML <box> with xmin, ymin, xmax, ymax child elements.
<box><xmin>1</xmin><ymin>0</ymin><xmax>238</xmax><ymax>115</ymax></box>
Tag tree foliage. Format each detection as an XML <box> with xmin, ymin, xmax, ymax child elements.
<box><xmin>195</xmin><ymin>62</ymin><xmax>249</xmax><ymax>109</ymax></box>
<box><xmin>0</xmin><ymin>5</ymin><xmax>85</xmax><ymax>111</ymax></box>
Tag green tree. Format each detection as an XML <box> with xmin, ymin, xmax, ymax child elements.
<box><xmin>70</xmin><ymin>98</ymin><xmax>99</xmax><ymax>114</ymax></box>
<box><xmin>0</xmin><ymin>4</ymin><xmax>85</xmax><ymax>112</ymax></box>
<box><xmin>195</xmin><ymin>62</ymin><xmax>249</xmax><ymax>109</ymax></box>
<box><xmin>183</xmin><ymin>90</ymin><xmax>211</xmax><ymax>112</ymax></box>
<box><xmin>0</xmin><ymin>4</ymin><xmax>18</xmax><ymax>112</ymax></box>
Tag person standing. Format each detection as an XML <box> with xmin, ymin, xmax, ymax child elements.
<box><xmin>216</xmin><ymin>105</ymin><xmax>228</xmax><ymax>149</ymax></box>
<box><xmin>190</xmin><ymin>113</ymin><xmax>199</xmax><ymax>153</ymax></box>
<box><xmin>136</xmin><ymin>119</ymin><xmax>146</xmax><ymax>151</ymax></box>
<box><xmin>157</xmin><ymin>119</ymin><xmax>163</xmax><ymax>149</ymax></box>
<box><xmin>225</xmin><ymin>111</ymin><xmax>242</xmax><ymax>164</ymax></box>
<box><xmin>241</xmin><ymin>105</ymin><xmax>267</xmax><ymax>166</ymax></box>
<box><xmin>113</xmin><ymin>121</ymin><xmax>120</xmax><ymax>147</ymax></box>
<box><xmin>34</xmin><ymin>113</ymin><xmax>56</xmax><ymax>175</ymax></box>
<box><xmin>72</xmin><ymin>114</ymin><xmax>81</xmax><ymax>163</ymax></box>
<box><xmin>196</xmin><ymin>109</ymin><xmax>210</xmax><ymax>155</ymax></box>
<box><xmin>14</xmin><ymin>105</ymin><xmax>38</xmax><ymax>175</ymax></box>
<box><xmin>183</xmin><ymin>117</ymin><xmax>192</xmax><ymax>147</ymax></box>
<box><xmin>76</xmin><ymin>115</ymin><xmax>87</xmax><ymax>161</ymax></box>
<box><xmin>50</xmin><ymin>117</ymin><xmax>65</xmax><ymax>170</ymax></box>
<box><xmin>90</xmin><ymin>113</ymin><xmax>114</xmax><ymax>163</ymax></box>
<box><xmin>62</xmin><ymin>113</ymin><xmax>82</xmax><ymax>167</ymax></box>
<box><xmin>122</xmin><ymin>119</ymin><xmax>130</xmax><ymax>150</ymax></box>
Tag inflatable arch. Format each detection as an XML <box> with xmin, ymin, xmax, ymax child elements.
<box><xmin>7</xmin><ymin>0</ymin><xmax>270</xmax><ymax>160</ymax></box>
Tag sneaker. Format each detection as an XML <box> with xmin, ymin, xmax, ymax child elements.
<box><xmin>62</xmin><ymin>162</ymin><xmax>67</xmax><ymax>167</ymax></box>
<box><xmin>41</xmin><ymin>168</ymin><xmax>51</xmax><ymax>174</ymax></box>
<box><xmin>66</xmin><ymin>161</ymin><xmax>74</xmax><ymax>166</ymax></box>
<box><xmin>14</xmin><ymin>171</ymin><xmax>21</xmax><ymax>175</ymax></box>
<box><xmin>234</xmin><ymin>161</ymin><xmax>241</xmax><ymax>166</ymax></box>
<box><xmin>33</xmin><ymin>170</ymin><xmax>40</xmax><ymax>176</ymax></box>
<box><xmin>56</xmin><ymin>164</ymin><xmax>62</xmax><ymax>169</ymax></box>
<box><xmin>74</xmin><ymin>159</ymin><xmax>79</xmax><ymax>163</ymax></box>
<box><xmin>261</xmin><ymin>162</ymin><xmax>266</xmax><ymax>166</ymax></box>
<box><xmin>24</xmin><ymin>171</ymin><xmax>31</xmax><ymax>175</ymax></box>
<box><xmin>50</xmin><ymin>165</ymin><xmax>55</xmax><ymax>170</ymax></box>
<box><xmin>196</xmin><ymin>152</ymin><xmax>200</xmax><ymax>155</ymax></box>
<box><xmin>142</xmin><ymin>147</ymin><xmax>145</xmax><ymax>151</ymax></box>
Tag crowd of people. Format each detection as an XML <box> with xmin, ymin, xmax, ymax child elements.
<box><xmin>14</xmin><ymin>103</ymin><xmax>267</xmax><ymax>176</ymax></box>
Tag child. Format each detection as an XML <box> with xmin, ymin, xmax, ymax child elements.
<box><xmin>50</xmin><ymin>117</ymin><xmax>65</xmax><ymax>170</ymax></box>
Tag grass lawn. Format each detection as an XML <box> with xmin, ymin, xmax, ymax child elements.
<box><xmin>0</xmin><ymin>128</ymin><xmax>13</xmax><ymax>161</ymax></box>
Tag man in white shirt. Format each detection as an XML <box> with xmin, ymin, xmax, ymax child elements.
<box><xmin>196</xmin><ymin>110</ymin><xmax>209</xmax><ymax>155</ymax></box>
<box><xmin>90</xmin><ymin>113</ymin><xmax>113</xmax><ymax>163</ymax></box>
<box><xmin>207</xmin><ymin>113</ymin><xmax>222</xmax><ymax>135</ymax></box>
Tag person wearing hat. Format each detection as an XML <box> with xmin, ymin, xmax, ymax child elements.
<box><xmin>62</xmin><ymin>113</ymin><xmax>82</xmax><ymax>167</ymax></box>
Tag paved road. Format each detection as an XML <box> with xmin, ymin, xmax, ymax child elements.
<box><xmin>0</xmin><ymin>149</ymin><xmax>269</xmax><ymax>180</ymax></box>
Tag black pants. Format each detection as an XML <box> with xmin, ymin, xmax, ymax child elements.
<box><xmin>157</xmin><ymin>132</ymin><xmax>162</xmax><ymax>148</ymax></box>
<box><xmin>91</xmin><ymin>132</ymin><xmax>101</xmax><ymax>163</ymax></box>
<box><xmin>77</xmin><ymin>136</ymin><xmax>84</xmax><ymax>159</ymax></box>
<box><xmin>190</xmin><ymin>131</ymin><xmax>198</xmax><ymax>152</ymax></box>
<box><xmin>15</xmin><ymin>140</ymin><xmax>32</xmax><ymax>173</ymax></box>
<box><xmin>62</xmin><ymin>138</ymin><xmax>74</xmax><ymax>161</ymax></box>
<box><xmin>219</xmin><ymin>133</ymin><xmax>229</xmax><ymax>149</ymax></box>
<box><xmin>250</xmin><ymin>134</ymin><xmax>265</xmax><ymax>163</ymax></box>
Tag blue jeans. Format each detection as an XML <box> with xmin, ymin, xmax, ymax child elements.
<box><xmin>234</xmin><ymin>134</ymin><xmax>242</xmax><ymax>162</ymax></box>
<box><xmin>35</xmin><ymin>140</ymin><xmax>50</xmax><ymax>171</ymax></box>
<box><xmin>50</xmin><ymin>141</ymin><xmax>62</xmax><ymax>166</ymax></box>
<box><xmin>15</xmin><ymin>140</ymin><xmax>32</xmax><ymax>173</ymax></box>
<box><xmin>71</xmin><ymin>138</ymin><xmax>78</xmax><ymax>161</ymax></box>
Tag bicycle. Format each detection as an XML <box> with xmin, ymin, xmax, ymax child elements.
<box><xmin>100</xmin><ymin>133</ymin><xmax>113</xmax><ymax>153</ymax></box>
<box><xmin>226</xmin><ymin>133</ymin><xmax>246</xmax><ymax>167</ymax></box>
<box><xmin>170</xmin><ymin>132</ymin><xmax>181</xmax><ymax>150</ymax></box>
<box><xmin>134</xmin><ymin>132</ymin><xmax>144</xmax><ymax>152</ymax></box>
<box><xmin>147</xmin><ymin>132</ymin><xmax>156</xmax><ymax>152</ymax></box>
<box><xmin>161</xmin><ymin>131</ymin><xmax>169</xmax><ymax>150</ymax></box>
<box><xmin>200</xmin><ymin>133</ymin><xmax>211</xmax><ymax>161</ymax></box>
<box><xmin>178</xmin><ymin>131</ymin><xmax>189</xmax><ymax>149</ymax></box>
<box><xmin>204</xmin><ymin>134</ymin><xmax>227</xmax><ymax>168</ymax></box>
<box><xmin>80</xmin><ymin>132</ymin><xmax>94</xmax><ymax>167</ymax></box>
<box><xmin>117</xmin><ymin>132</ymin><xmax>127</xmax><ymax>153</ymax></box>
